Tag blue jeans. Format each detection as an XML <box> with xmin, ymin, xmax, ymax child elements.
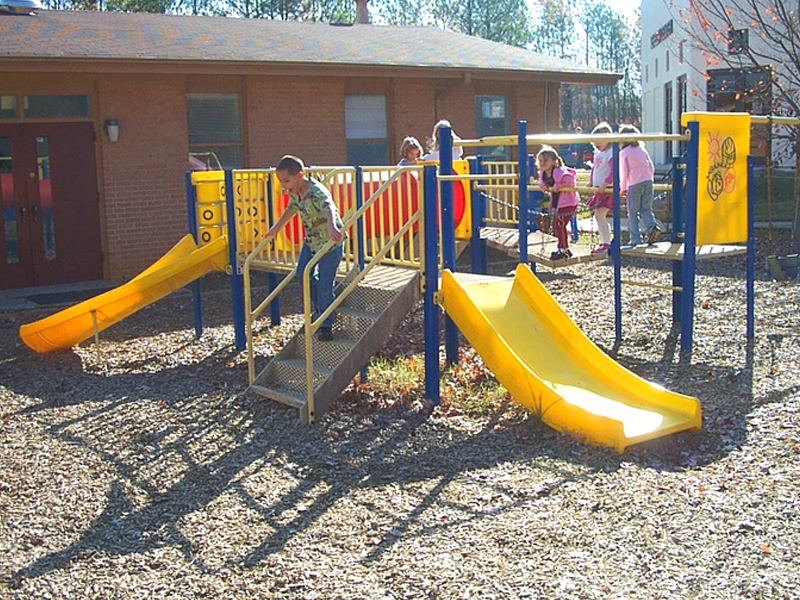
<box><xmin>295</xmin><ymin>241</ymin><xmax>344</xmax><ymax>329</ymax></box>
<box><xmin>626</xmin><ymin>180</ymin><xmax>657</xmax><ymax>244</ymax></box>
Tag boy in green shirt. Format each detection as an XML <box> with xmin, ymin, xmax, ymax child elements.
<box><xmin>266</xmin><ymin>155</ymin><xmax>344</xmax><ymax>341</ymax></box>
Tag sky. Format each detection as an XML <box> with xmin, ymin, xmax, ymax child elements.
<box><xmin>603</xmin><ymin>0</ymin><xmax>641</xmax><ymax>23</ymax></box>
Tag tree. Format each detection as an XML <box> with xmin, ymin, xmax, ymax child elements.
<box><xmin>376</xmin><ymin>0</ymin><xmax>533</xmax><ymax>47</ymax></box>
<box><xmin>670</xmin><ymin>0</ymin><xmax>800</xmax><ymax>250</ymax></box>
<box><xmin>528</xmin><ymin>0</ymin><xmax>576</xmax><ymax>60</ymax></box>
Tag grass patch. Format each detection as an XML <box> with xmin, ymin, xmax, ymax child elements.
<box><xmin>753</xmin><ymin>172</ymin><xmax>797</xmax><ymax>222</ymax></box>
<box><xmin>362</xmin><ymin>351</ymin><xmax>525</xmax><ymax>420</ymax></box>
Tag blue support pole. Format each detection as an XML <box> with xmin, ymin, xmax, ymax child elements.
<box><xmin>440</xmin><ymin>126</ymin><xmax>459</xmax><ymax>365</ymax></box>
<box><xmin>746</xmin><ymin>156</ymin><xmax>755</xmax><ymax>339</ymax></box>
<box><xmin>612</xmin><ymin>142</ymin><xmax>623</xmax><ymax>343</ymax></box>
<box><xmin>681</xmin><ymin>121</ymin><xmax>701</xmax><ymax>355</ymax></box>
<box><xmin>264</xmin><ymin>174</ymin><xmax>281</xmax><ymax>326</ymax></box>
<box><xmin>423</xmin><ymin>165</ymin><xmax>440</xmax><ymax>406</ymax></box>
<box><xmin>470</xmin><ymin>156</ymin><xmax>488</xmax><ymax>274</ymax></box>
<box><xmin>517</xmin><ymin>121</ymin><xmax>529</xmax><ymax>265</ymax></box>
<box><xmin>224</xmin><ymin>169</ymin><xmax>247</xmax><ymax>351</ymax></box>
<box><xmin>671</xmin><ymin>156</ymin><xmax>685</xmax><ymax>326</ymax></box>
<box><xmin>185</xmin><ymin>172</ymin><xmax>203</xmax><ymax>340</ymax></box>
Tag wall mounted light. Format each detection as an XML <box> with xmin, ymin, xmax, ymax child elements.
<box><xmin>104</xmin><ymin>119</ymin><xmax>120</xmax><ymax>143</ymax></box>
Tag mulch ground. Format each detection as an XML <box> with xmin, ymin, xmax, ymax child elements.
<box><xmin>1</xmin><ymin>236</ymin><xmax>799</xmax><ymax>599</ymax></box>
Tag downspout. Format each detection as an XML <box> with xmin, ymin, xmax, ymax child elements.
<box><xmin>544</xmin><ymin>81</ymin><xmax>551</xmax><ymax>132</ymax></box>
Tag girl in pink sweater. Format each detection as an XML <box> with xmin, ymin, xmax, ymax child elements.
<box><xmin>537</xmin><ymin>146</ymin><xmax>579</xmax><ymax>260</ymax></box>
<box><xmin>619</xmin><ymin>124</ymin><xmax>662</xmax><ymax>245</ymax></box>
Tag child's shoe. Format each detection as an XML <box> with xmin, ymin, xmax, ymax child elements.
<box><xmin>549</xmin><ymin>248</ymin><xmax>572</xmax><ymax>261</ymax></box>
<box><xmin>591</xmin><ymin>243</ymin><xmax>611</xmax><ymax>255</ymax></box>
<box><xmin>317</xmin><ymin>327</ymin><xmax>333</xmax><ymax>341</ymax></box>
<box><xmin>645</xmin><ymin>226</ymin><xmax>660</xmax><ymax>244</ymax></box>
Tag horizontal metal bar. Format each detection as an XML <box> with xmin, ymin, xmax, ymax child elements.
<box><xmin>750</xmin><ymin>115</ymin><xmax>800</xmax><ymax>126</ymax></box>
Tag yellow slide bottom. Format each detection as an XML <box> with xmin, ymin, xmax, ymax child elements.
<box><xmin>440</xmin><ymin>265</ymin><xmax>701</xmax><ymax>453</ymax></box>
<box><xmin>20</xmin><ymin>235</ymin><xmax>229</xmax><ymax>353</ymax></box>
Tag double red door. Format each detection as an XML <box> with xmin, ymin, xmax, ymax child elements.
<box><xmin>0</xmin><ymin>122</ymin><xmax>103</xmax><ymax>290</ymax></box>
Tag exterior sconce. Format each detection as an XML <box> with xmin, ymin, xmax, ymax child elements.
<box><xmin>104</xmin><ymin>119</ymin><xmax>120</xmax><ymax>142</ymax></box>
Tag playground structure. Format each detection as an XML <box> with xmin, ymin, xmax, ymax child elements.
<box><xmin>17</xmin><ymin>112</ymin><xmax>764</xmax><ymax>452</ymax></box>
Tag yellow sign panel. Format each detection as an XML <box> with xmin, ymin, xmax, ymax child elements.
<box><xmin>680</xmin><ymin>112</ymin><xmax>750</xmax><ymax>245</ymax></box>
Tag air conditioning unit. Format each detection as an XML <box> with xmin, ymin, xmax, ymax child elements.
<box><xmin>0</xmin><ymin>0</ymin><xmax>44</xmax><ymax>15</ymax></box>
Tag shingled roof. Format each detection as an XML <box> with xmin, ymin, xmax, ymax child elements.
<box><xmin>0</xmin><ymin>10</ymin><xmax>619</xmax><ymax>84</ymax></box>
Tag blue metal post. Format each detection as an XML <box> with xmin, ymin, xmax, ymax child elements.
<box><xmin>470</xmin><ymin>156</ymin><xmax>488</xmax><ymax>274</ymax></box>
<box><xmin>440</xmin><ymin>126</ymin><xmax>459</xmax><ymax>364</ymax></box>
<box><xmin>186</xmin><ymin>172</ymin><xmax>203</xmax><ymax>340</ymax></box>
<box><xmin>746</xmin><ymin>156</ymin><xmax>755</xmax><ymax>338</ymax></box>
<box><xmin>681</xmin><ymin>121</ymin><xmax>701</xmax><ymax>355</ymax></box>
<box><xmin>612</xmin><ymin>142</ymin><xmax>623</xmax><ymax>343</ymax></box>
<box><xmin>517</xmin><ymin>121</ymin><xmax>529</xmax><ymax>265</ymax></box>
<box><xmin>224</xmin><ymin>169</ymin><xmax>246</xmax><ymax>351</ymax></box>
<box><xmin>264</xmin><ymin>174</ymin><xmax>281</xmax><ymax>326</ymax></box>
<box><xmin>671</xmin><ymin>156</ymin><xmax>684</xmax><ymax>326</ymax></box>
<box><xmin>423</xmin><ymin>165</ymin><xmax>440</xmax><ymax>405</ymax></box>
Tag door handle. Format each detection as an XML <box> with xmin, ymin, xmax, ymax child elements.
<box><xmin>19</xmin><ymin>205</ymin><xmax>27</xmax><ymax>223</ymax></box>
<box><xmin>31</xmin><ymin>204</ymin><xmax>39</xmax><ymax>223</ymax></box>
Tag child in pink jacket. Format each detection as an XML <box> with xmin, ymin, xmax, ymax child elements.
<box><xmin>537</xmin><ymin>146</ymin><xmax>579</xmax><ymax>261</ymax></box>
<box><xmin>619</xmin><ymin>124</ymin><xmax>663</xmax><ymax>245</ymax></box>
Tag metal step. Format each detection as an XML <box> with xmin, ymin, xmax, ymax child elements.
<box><xmin>248</xmin><ymin>266</ymin><xmax>421</xmax><ymax>422</ymax></box>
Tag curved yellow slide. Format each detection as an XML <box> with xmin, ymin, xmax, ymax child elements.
<box><xmin>440</xmin><ymin>265</ymin><xmax>701</xmax><ymax>453</ymax></box>
<box><xmin>20</xmin><ymin>235</ymin><xmax>229</xmax><ymax>353</ymax></box>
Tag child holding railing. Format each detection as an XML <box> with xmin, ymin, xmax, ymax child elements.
<box><xmin>537</xmin><ymin>146</ymin><xmax>579</xmax><ymax>261</ymax></box>
<box><xmin>266</xmin><ymin>155</ymin><xmax>344</xmax><ymax>341</ymax></box>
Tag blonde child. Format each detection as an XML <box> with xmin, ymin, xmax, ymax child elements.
<box><xmin>536</xmin><ymin>146</ymin><xmax>579</xmax><ymax>261</ymax></box>
<box><xmin>586</xmin><ymin>122</ymin><xmax>614</xmax><ymax>254</ymax></box>
<box><xmin>421</xmin><ymin>119</ymin><xmax>464</xmax><ymax>161</ymax></box>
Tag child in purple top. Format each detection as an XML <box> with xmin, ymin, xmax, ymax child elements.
<box><xmin>537</xmin><ymin>146</ymin><xmax>579</xmax><ymax>261</ymax></box>
<box><xmin>619</xmin><ymin>125</ymin><xmax>662</xmax><ymax>245</ymax></box>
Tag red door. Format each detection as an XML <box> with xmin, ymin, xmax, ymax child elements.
<box><xmin>0</xmin><ymin>122</ymin><xmax>103</xmax><ymax>289</ymax></box>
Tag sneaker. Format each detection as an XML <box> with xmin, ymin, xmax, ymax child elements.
<box><xmin>549</xmin><ymin>249</ymin><xmax>572</xmax><ymax>261</ymax></box>
<box><xmin>317</xmin><ymin>327</ymin><xmax>333</xmax><ymax>342</ymax></box>
<box><xmin>591</xmin><ymin>243</ymin><xmax>611</xmax><ymax>255</ymax></box>
<box><xmin>645</xmin><ymin>226</ymin><xmax>660</xmax><ymax>244</ymax></box>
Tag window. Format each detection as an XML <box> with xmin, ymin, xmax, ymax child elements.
<box><xmin>345</xmin><ymin>94</ymin><xmax>388</xmax><ymax>166</ymax></box>
<box><xmin>186</xmin><ymin>93</ymin><xmax>242</xmax><ymax>169</ymax></box>
<box><xmin>727</xmin><ymin>28</ymin><xmax>748</xmax><ymax>55</ymax></box>
<box><xmin>677</xmin><ymin>75</ymin><xmax>688</xmax><ymax>155</ymax></box>
<box><xmin>707</xmin><ymin>67</ymin><xmax>770</xmax><ymax>113</ymax></box>
<box><xmin>475</xmin><ymin>96</ymin><xmax>508</xmax><ymax>160</ymax></box>
<box><xmin>665</xmin><ymin>50</ymin><xmax>670</xmax><ymax>72</ymax></box>
<box><xmin>655</xmin><ymin>58</ymin><xmax>659</xmax><ymax>78</ymax></box>
<box><xmin>24</xmin><ymin>95</ymin><xmax>90</xmax><ymax>118</ymax></box>
<box><xmin>664</xmin><ymin>81</ymin><xmax>673</xmax><ymax>159</ymax></box>
<box><xmin>645</xmin><ymin>65</ymin><xmax>649</xmax><ymax>84</ymax></box>
<box><xmin>0</xmin><ymin>96</ymin><xmax>17</xmax><ymax>119</ymax></box>
<box><xmin>678</xmin><ymin>40</ymin><xmax>684</xmax><ymax>66</ymax></box>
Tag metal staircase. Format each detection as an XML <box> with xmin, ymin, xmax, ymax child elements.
<box><xmin>248</xmin><ymin>265</ymin><xmax>421</xmax><ymax>422</ymax></box>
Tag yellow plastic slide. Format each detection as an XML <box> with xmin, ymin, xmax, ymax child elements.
<box><xmin>439</xmin><ymin>265</ymin><xmax>701</xmax><ymax>452</ymax></box>
<box><xmin>20</xmin><ymin>235</ymin><xmax>229</xmax><ymax>353</ymax></box>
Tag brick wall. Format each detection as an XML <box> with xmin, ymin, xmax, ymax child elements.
<box><xmin>98</xmin><ymin>75</ymin><xmax>189</xmax><ymax>279</ymax></box>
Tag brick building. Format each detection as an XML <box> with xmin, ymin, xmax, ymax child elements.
<box><xmin>0</xmin><ymin>8</ymin><xmax>618</xmax><ymax>289</ymax></box>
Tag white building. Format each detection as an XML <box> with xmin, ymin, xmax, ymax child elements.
<box><xmin>641</xmin><ymin>0</ymin><xmax>781</xmax><ymax>168</ymax></box>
